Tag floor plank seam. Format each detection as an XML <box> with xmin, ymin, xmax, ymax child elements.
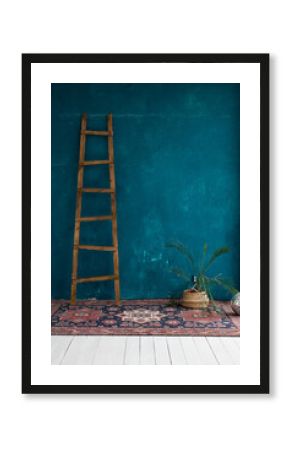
<box><xmin>153</xmin><ymin>338</ymin><xmax>157</xmax><ymax>365</ymax></box>
<box><xmin>122</xmin><ymin>337</ymin><xmax>128</xmax><ymax>365</ymax></box>
<box><xmin>165</xmin><ymin>338</ymin><xmax>173</xmax><ymax>365</ymax></box>
<box><xmin>205</xmin><ymin>337</ymin><xmax>220</xmax><ymax>365</ymax></box>
<box><xmin>92</xmin><ymin>336</ymin><xmax>102</xmax><ymax>364</ymax></box>
<box><xmin>220</xmin><ymin>338</ymin><xmax>238</xmax><ymax>364</ymax></box>
<box><xmin>220</xmin><ymin>338</ymin><xmax>234</xmax><ymax>363</ymax></box>
<box><xmin>191</xmin><ymin>337</ymin><xmax>202</xmax><ymax>364</ymax></box>
<box><xmin>59</xmin><ymin>337</ymin><xmax>74</xmax><ymax>365</ymax></box>
<box><xmin>90</xmin><ymin>337</ymin><xmax>101</xmax><ymax>364</ymax></box>
<box><xmin>179</xmin><ymin>337</ymin><xmax>188</xmax><ymax>364</ymax></box>
<box><xmin>138</xmin><ymin>337</ymin><xmax>141</xmax><ymax>365</ymax></box>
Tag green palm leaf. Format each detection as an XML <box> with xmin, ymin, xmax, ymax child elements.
<box><xmin>170</xmin><ymin>266</ymin><xmax>191</xmax><ymax>283</ymax></box>
<box><xmin>207</xmin><ymin>276</ymin><xmax>238</xmax><ymax>296</ymax></box>
<box><xmin>166</xmin><ymin>240</ymin><xmax>195</xmax><ymax>271</ymax></box>
<box><xmin>203</xmin><ymin>246</ymin><xmax>229</xmax><ymax>272</ymax></box>
<box><xmin>199</xmin><ymin>242</ymin><xmax>208</xmax><ymax>271</ymax></box>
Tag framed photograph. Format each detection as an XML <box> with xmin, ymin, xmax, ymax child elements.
<box><xmin>22</xmin><ymin>53</ymin><xmax>269</xmax><ymax>394</ymax></box>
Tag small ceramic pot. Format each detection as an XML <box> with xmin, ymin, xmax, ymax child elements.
<box><xmin>231</xmin><ymin>292</ymin><xmax>240</xmax><ymax>315</ymax></box>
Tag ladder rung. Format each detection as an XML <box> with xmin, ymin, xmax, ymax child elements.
<box><xmin>82</xmin><ymin>130</ymin><xmax>112</xmax><ymax>136</ymax></box>
<box><xmin>78</xmin><ymin>245</ymin><xmax>116</xmax><ymax>251</ymax></box>
<box><xmin>81</xmin><ymin>188</ymin><xmax>114</xmax><ymax>193</ymax></box>
<box><xmin>80</xmin><ymin>160</ymin><xmax>113</xmax><ymax>166</ymax></box>
<box><xmin>76</xmin><ymin>274</ymin><xmax>118</xmax><ymax>283</ymax></box>
<box><xmin>79</xmin><ymin>215</ymin><xmax>113</xmax><ymax>222</ymax></box>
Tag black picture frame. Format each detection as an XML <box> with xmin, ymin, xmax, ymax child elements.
<box><xmin>22</xmin><ymin>53</ymin><xmax>269</xmax><ymax>394</ymax></box>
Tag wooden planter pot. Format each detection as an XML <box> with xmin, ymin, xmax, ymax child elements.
<box><xmin>181</xmin><ymin>289</ymin><xmax>209</xmax><ymax>309</ymax></box>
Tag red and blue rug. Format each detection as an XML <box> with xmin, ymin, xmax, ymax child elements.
<box><xmin>51</xmin><ymin>300</ymin><xmax>240</xmax><ymax>336</ymax></box>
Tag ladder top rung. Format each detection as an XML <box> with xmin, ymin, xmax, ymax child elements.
<box><xmin>82</xmin><ymin>130</ymin><xmax>112</xmax><ymax>136</ymax></box>
<box><xmin>80</xmin><ymin>160</ymin><xmax>113</xmax><ymax>166</ymax></box>
<box><xmin>81</xmin><ymin>188</ymin><xmax>114</xmax><ymax>193</ymax></box>
<box><xmin>76</xmin><ymin>274</ymin><xmax>118</xmax><ymax>283</ymax></box>
<box><xmin>79</xmin><ymin>215</ymin><xmax>113</xmax><ymax>222</ymax></box>
<box><xmin>78</xmin><ymin>245</ymin><xmax>116</xmax><ymax>251</ymax></box>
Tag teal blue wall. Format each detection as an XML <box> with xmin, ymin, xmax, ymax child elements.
<box><xmin>52</xmin><ymin>83</ymin><xmax>240</xmax><ymax>300</ymax></box>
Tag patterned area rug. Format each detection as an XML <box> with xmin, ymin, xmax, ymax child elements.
<box><xmin>51</xmin><ymin>300</ymin><xmax>240</xmax><ymax>336</ymax></box>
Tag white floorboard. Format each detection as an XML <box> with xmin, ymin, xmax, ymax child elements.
<box><xmin>230</xmin><ymin>336</ymin><xmax>240</xmax><ymax>349</ymax></box>
<box><xmin>92</xmin><ymin>336</ymin><xmax>126</xmax><ymax>365</ymax></box>
<box><xmin>140</xmin><ymin>336</ymin><xmax>155</xmax><ymax>365</ymax></box>
<box><xmin>193</xmin><ymin>337</ymin><xmax>219</xmax><ymax>364</ymax></box>
<box><xmin>61</xmin><ymin>336</ymin><xmax>101</xmax><ymax>365</ymax></box>
<box><xmin>124</xmin><ymin>336</ymin><xmax>140</xmax><ymax>365</ymax></box>
<box><xmin>180</xmin><ymin>337</ymin><xmax>203</xmax><ymax>364</ymax></box>
<box><xmin>52</xmin><ymin>336</ymin><xmax>240</xmax><ymax>365</ymax></box>
<box><xmin>154</xmin><ymin>337</ymin><xmax>171</xmax><ymax>365</ymax></box>
<box><xmin>167</xmin><ymin>337</ymin><xmax>187</xmax><ymax>365</ymax></box>
<box><xmin>213</xmin><ymin>337</ymin><xmax>240</xmax><ymax>364</ymax></box>
<box><xmin>51</xmin><ymin>336</ymin><xmax>73</xmax><ymax>364</ymax></box>
<box><xmin>206</xmin><ymin>337</ymin><xmax>239</xmax><ymax>365</ymax></box>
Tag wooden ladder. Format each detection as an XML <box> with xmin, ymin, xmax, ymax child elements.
<box><xmin>70</xmin><ymin>113</ymin><xmax>120</xmax><ymax>305</ymax></box>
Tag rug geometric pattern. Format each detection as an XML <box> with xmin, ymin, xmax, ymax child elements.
<box><xmin>51</xmin><ymin>300</ymin><xmax>240</xmax><ymax>336</ymax></box>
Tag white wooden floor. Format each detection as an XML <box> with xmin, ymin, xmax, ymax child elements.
<box><xmin>52</xmin><ymin>336</ymin><xmax>240</xmax><ymax>365</ymax></box>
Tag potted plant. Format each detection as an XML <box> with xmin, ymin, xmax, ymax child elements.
<box><xmin>166</xmin><ymin>241</ymin><xmax>238</xmax><ymax>309</ymax></box>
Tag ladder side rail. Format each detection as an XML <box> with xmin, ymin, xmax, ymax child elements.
<box><xmin>108</xmin><ymin>113</ymin><xmax>121</xmax><ymax>305</ymax></box>
<box><xmin>70</xmin><ymin>113</ymin><xmax>87</xmax><ymax>304</ymax></box>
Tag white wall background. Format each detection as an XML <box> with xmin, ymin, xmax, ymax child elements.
<box><xmin>0</xmin><ymin>1</ymin><xmax>286</xmax><ymax>449</ymax></box>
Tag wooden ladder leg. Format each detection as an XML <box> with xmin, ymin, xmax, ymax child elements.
<box><xmin>107</xmin><ymin>113</ymin><xmax>121</xmax><ymax>306</ymax></box>
<box><xmin>70</xmin><ymin>113</ymin><xmax>87</xmax><ymax>305</ymax></box>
